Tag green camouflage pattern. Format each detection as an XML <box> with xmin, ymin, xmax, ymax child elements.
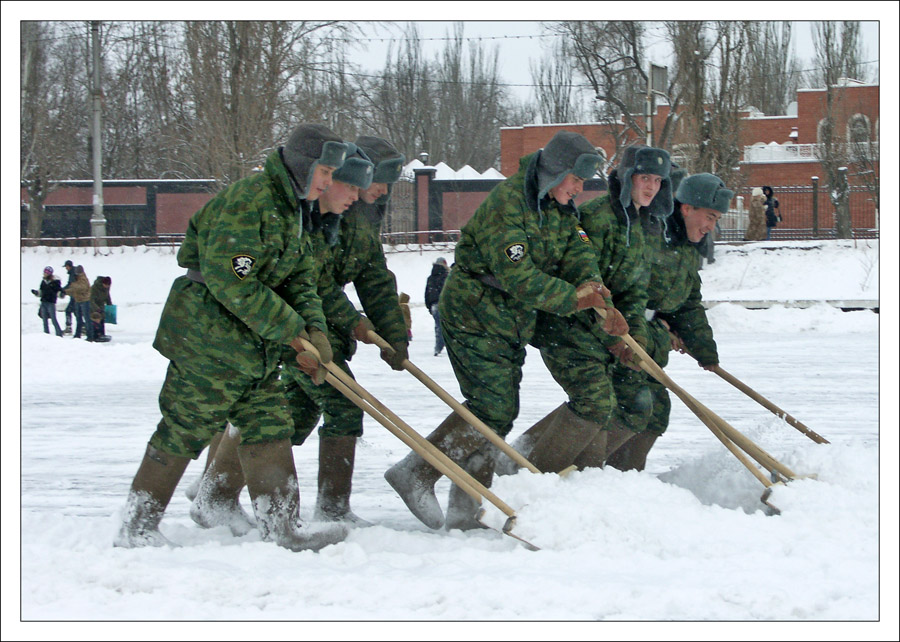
<box><xmin>282</xmin><ymin>200</ymin><xmax>407</xmax><ymax>441</ymax></box>
<box><xmin>150</xmin><ymin>151</ymin><xmax>324</xmax><ymax>456</ymax></box>
<box><xmin>610</xmin><ymin>209</ymin><xmax>719</xmax><ymax>435</ymax></box>
<box><xmin>150</xmin><ymin>360</ymin><xmax>294</xmax><ymax>458</ymax></box>
<box><xmin>438</xmin><ymin>152</ymin><xmax>602</xmax><ymax>437</ymax></box>
<box><xmin>531</xmin><ymin>182</ymin><xmax>650</xmax><ymax>425</ymax></box>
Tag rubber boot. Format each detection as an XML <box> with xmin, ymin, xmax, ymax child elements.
<box><xmin>445</xmin><ymin>446</ymin><xmax>495</xmax><ymax>531</ymax></box>
<box><xmin>495</xmin><ymin>403</ymin><xmax>606</xmax><ymax>475</ymax></box>
<box><xmin>572</xmin><ymin>416</ymin><xmax>636</xmax><ymax>470</ymax></box>
<box><xmin>114</xmin><ymin>443</ymin><xmax>191</xmax><ymax>548</ymax></box>
<box><xmin>314</xmin><ymin>435</ymin><xmax>372</xmax><ymax>526</ymax></box>
<box><xmin>493</xmin><ymin>405</ymin><xmax>563</xmax><ymax>476</ymax></box>
<box><xmin>238</xmin><ymin>438</ymin><xmax>347</xmax><ymax>552</ymax></box>
<box><xmin>184</xmin><ymin>429</ymin><xmax>225</xmax><ymax>501</ymax></box>
<box><xmin>384</xmin><ymin>411</ymin><xmax>483</xmax><ymax>529</ymax></box>
<box><xmin>604</xmin><ymin>431</ymin><xmax>659</xmax><ymax>472</ymax></box>
<box><xmin>189</xmin><ymin>426</ymin><xmax>255</xmax><ymax>536</ymax></box>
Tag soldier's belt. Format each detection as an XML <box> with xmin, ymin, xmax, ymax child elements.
<box><xmin>461</xmin><ymin>268</ymin><xmax>507</xmax><ymax>294</ymax></box>
<box><xmin>186</xmin><ymin>269</ymin><xmax>206</xmax><ymax>284</ymax></box>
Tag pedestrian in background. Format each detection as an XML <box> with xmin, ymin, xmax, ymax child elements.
<box><xmin>424</xmin><ymin>257</ymin><xmax>449</xmax><ymax>356</ymax></box>
<box><xmin>763</xmin><ymin>185</ymin><xmax>780</xmax><ymax>240</ymax></box>
<box><xmin>65</xmin><ymin>265</ymin><xmax>93</xmax><ymax>341</ymax></box>
<box><xmin>90</xmin><ymin>276</ymin><xmax>113</xmax><ymax>342</ymax></box>
<box><xmin>62</xmin><ymin>260</ymin><xmax>76</xmax><ymax>334</ymax></box>
<box><xmin>32</xmin><ymin>266</ymin><xmax>65</xmax><ymax>336</ymax></box>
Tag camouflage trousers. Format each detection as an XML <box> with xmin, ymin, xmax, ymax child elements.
<box><xmin>281</xmin><ymin>355</ymin><xmax>364</xmax><ymax>446</ymax></box>
<box><xmin>537</xmin><ymin>330</ymin><xmax>616</xmax><ymax>427</ymax></box>
<box><xmin>440</xmin><ymin>313</ymin><xmax>527</xmax><ymax>439</ymax></box>
<box><xmin>150</xmin><ymin>358</ymin><xmax>293</xmax><ymax>459</ymax></box>
<box><xmin>610</xmin><ymin>319</ymin><xmax>672</xmax><ymax>436</ymax></box>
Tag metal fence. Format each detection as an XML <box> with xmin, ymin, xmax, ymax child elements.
<box><xmin>718</xmin><ymin>184</ymin><xmax>879</xmax><ymax>241</ymax></box>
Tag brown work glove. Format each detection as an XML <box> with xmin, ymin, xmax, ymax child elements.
<box><xmin>289</xmin><ymin>328</ymin><xmax>333</xmax><ymax>385</ymax></box>
<box><xmin>574</xmin><ymin>281</ymin><xmax>611</xmax><ymax>312</ymax></box>
<box><xmin>380</xmin><ymin>341</ymin><xmax>409</xmax><ymax>371</ymax></box>
<box><xmin>608</xmin><ymin>339</ymin><xmax>642</xmax><ymax>371</ymax></box>
<box><xmin>599</xmin><ymin>306</ymin><xmax>628</xmax><ymax>337</ymax></box>
<box><xmin>351</xmin><ymin>316</ymin><xmax>376</xmax><ymax>344</ymax></box>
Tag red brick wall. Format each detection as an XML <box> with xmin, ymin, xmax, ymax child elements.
<box><xmin>156</xmin><ymin>192</ymin><xmax>214</xmax><ymax>234</ymax></box>
<box><xmin>24</xmin><ymin>185</ymin><xmax>147</xmax><ymax>206</ymax></box>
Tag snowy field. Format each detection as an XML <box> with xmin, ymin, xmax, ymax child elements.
<box><xmin>8</xmin><ymin>240</ymin><xmax>897</xmax><ymax>638</ymax></box>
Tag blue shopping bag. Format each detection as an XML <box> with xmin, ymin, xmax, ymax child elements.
<box><xmin>104</xmin><ymin>304</ymin><xmax>117</xmax><ymax>324</ymax></box>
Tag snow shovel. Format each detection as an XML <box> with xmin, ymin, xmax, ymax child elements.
<box><xmin>366</xmin><ymin>330</ymin><xmax>542</xmax><ymax>474</ymax></box>
<box><xmin>711</xmin><ymin>365</ymin><xmax>830</xmax><ymax>444</ymax></box>
<box><xmin>667</xmin><ymin>332</ymin><xmax>830</xmax><ymax>445</ymax></box>
<box><xmin>298</xmin><ymin>338</ymin><xmax>540</xmax><ymax>551</ymax></box>
<box><xmin>593</xmin><ymin>307</ymin><xmax>797</xmax><ymax>511</ymax></box>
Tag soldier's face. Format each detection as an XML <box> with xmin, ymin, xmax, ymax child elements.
<box><xmin>360</xmin><ymin>182</ymin><xmax>388</xmax><ymax>204</ymax></box>
<box><xmin>549</xmin><ymin>173</ymin><xmax>585</xmax><ymax>204</ymax></box>
<box><xmin>307</xmin><ymin>165</ymin><xmax>337</xmax><ymax>201</ymax></box>
<box><xmin>631</xmin><ymin>173</ymin><xmax>663</xmax><ymax>208</ymax></box>
<box><xmin>681</xmin><ymin>203</ymin><xmax>722</xmax><ymax>243</ymax></box>
<box><xmin>320</xmin><ymin>180</ymin><xmax>360</xmax><ymax>214</ymax></box>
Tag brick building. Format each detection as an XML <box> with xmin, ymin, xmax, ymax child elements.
<box><xmin>501</xmin><ymin>81</ymin><xmax>880</xmax><ymax>236</ymax></box>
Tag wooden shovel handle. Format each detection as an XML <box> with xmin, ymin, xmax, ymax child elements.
<box><xmin>366</xmin><ymin>330</ymin><xmax>541</xmax><ymax>474</ymax></box>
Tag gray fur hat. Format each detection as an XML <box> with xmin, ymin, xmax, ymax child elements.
<box><xmin>281</xmin><ymin>123</ymin><xmax>348</xmax><ymax>199</ymax></box>
<box><xmin>536</xmin><ymin>131</ymin><xmax>603</xmax><ymax>201</ymax></box>
<box><xmin>356</xmin><ymin>136</ymin><xmax>405</xmax><ymax>184</ymax></box>
<box><xmin>617</xmin><ymin>144</ymin><xmax>673</xmax><ymax>218</ymax></box>
<box><xmin>332</xmin><ymin>143</ymin><xmax>374</xmax><ymax>190</ymax></box>
<box><xmin>675</xmin><ymin>173</ymin><xmax>734</xmax><ymax>214</ymax></box>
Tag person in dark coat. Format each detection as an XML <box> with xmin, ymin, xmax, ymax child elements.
<box><xmin>32</xmin><ymin>266</ymin><xmax>65</xmax><ymax>336</ymax></box>
<box><xmin>763</xmin><ymin>185</ymin><xmax>780</xmax><ymax>240</ymax></box>
<box><xmin>90</xmin><ymin>276</ymin><xmax>113</xmax><ymax>341</ymax></box>
<box><xmin>424</xmin><ymin>257</ymin><xmax>449</xmax><ymax>356</ymax></box>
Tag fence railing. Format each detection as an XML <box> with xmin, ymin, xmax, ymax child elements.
<box><xmin>743</xmin><ymin>142</ymin><xmax>879</xmax><ymax>163</ymax></box>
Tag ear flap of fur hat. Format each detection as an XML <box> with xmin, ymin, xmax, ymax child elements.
<box><xmin>356</xmin><ymin>136</ymin><xmax>405</xmax><ymax>184</ymax></box>
<box><xmin>281</xmin><ymin>123</ymin><xmax>348</xmax><ymax>199</ymax></box>
<box><xmin>536</xmin><ymin>130</ymin><xmax>602</xmax><ymax>202</ymax></box>
<box><xmin>332</xmin><ymin>143</ymin><xmax>375</xmax><ymax>190</ymax></box>
<box><xmin>675</xmin><ymin>173</ymin><xmax>734</xmax><ymax>214</ymax></box>
<box><xmin>617</xmin><ymin>144</ymin><xmax>673</xmax><ymax>218</ymax></box>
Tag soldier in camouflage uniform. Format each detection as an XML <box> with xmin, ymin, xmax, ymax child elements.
<box><xmin>496</xmin><ymin>145</ymin><xmax>674</xmax><ymax>475</ymax></box>
<box><xmin>287</xmin><ymin>136</ymin><xmax>409</xmax><ymax>525</ymax></box>
<box><xmin>384</xmin><ymin>130</ymin><xmax>629</xmax><ymax>531</ymax></box>
<box><xmin>604</xmin><ymin>172</ymin><xmax>732</xmax><ymax>472</ymax></box>
<box><xmin>114</xmin><ymin>123</ymin><xmax>350</xmax><ymax>553</ymax></box>
<box><xmin>189</xmin><ymin>138</ymin><xmax>408</xmax><ymax>530</ymax></box>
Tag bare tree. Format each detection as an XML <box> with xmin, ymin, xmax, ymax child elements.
<box><xmin>812</xmin><ymin>21</ymin><xmax>862</xmax><ymax>238</ymax></box>
<box><xmin>529</xmin><ymin>39</ymin><xmax>586</xmax><ymax>125</ymax></box>
<box><xmin>743</xmin><ymin>22</ymin><xmax>800</xmax><ymax>116</ymax></box>
<box><xmin>551</xmin><ymin>20</ymin><xmax>681</xmax><ymax>159</ymax></box>
<box><xmin>20</xmin><ymin>21</ymin><xmax>90</xmax><ymax>238</ymax></box>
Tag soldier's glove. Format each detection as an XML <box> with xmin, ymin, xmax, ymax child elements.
<box><xmin>289</xmin><ymin>328</ymin><xmax>333</xmax><ymax>385</ymax></box>
<box><xmin>351</xmin><ymin>316</ymin><xmax>376</xmax><ymax>344</ymax></box>
<box><xmin>608</xmin><ymin>340</ymin><xmax>642</xmax><ymax>372</ymax></box>
<box><xmin>574</xmin><ymin>281</ymin><xmax>612</xmax><ymax>312</ymax></box>
<box><xmin>600</xmin><ymin>306</ymin><xmax>629</xmax><ymax>337</ymax></box>
<box><xmin>380</xmin><ymin>341</ymin><xmax>409</xmax><ymax>371</ymax></box>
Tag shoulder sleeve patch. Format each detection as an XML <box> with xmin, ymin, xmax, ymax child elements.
<box><xmin>231</xmin><ymin>255</ymin><xmax>256</xmax><ymax>280</ymax></box>
<box><xmin>504</xmin><ymin>243</ymin><xmax>526</xmax><ymax>263</ymax></box>
<box><xmin>576</xmin><ymin>225</ymin><xmax>591</xmax><ymax>243</ymax></box>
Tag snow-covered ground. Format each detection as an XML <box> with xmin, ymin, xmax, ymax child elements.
<box><xmin>8</xmin><ymin>240</ymin><xmax>897</xmax><ymax>637</ymax></box>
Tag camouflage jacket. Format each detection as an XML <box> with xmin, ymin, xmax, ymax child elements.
<box><xmin>294</xmin><ymin>201</ymin><xmax>407</xmax><ymax>362</ymax></box>
<box><xmin>639</xmin><ymin>208</ymin><xmax>718</xmax><ymax>366</ymax></box>
<box><xmin>154</xmin><ymin>150</ymin><xmax>325</xmax><ymax>376</ymax></box>
<box><xmin>533</xmin><ymin>171</ymin><xmax>651</xmax><ymax>353</ymax></box>
<box><xmin>440</xmin><ymin>151</ymin><xmax>601</xmax><ymax>345</ymax></box>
